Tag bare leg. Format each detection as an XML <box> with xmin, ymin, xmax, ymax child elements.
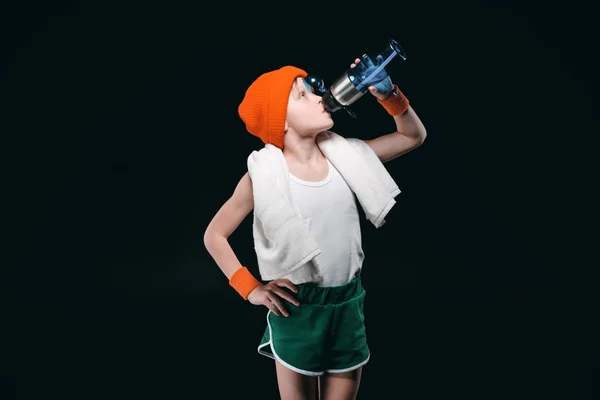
<box><xmin>318</xmin><ymin>367</ymin><xmax>363</xmax><ymax>400</ymax></box>
<box><xmin>275</xmin><ymin>359</ymin><xmax>319</xmax><ymax>400</ymax></box>
<box><xmin>318</xmin><ymin>376</ymin><xmax>322</xmax><ymax>398</ymax></box>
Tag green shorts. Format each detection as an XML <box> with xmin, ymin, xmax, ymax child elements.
<box><xmin>257</xmin><ymin>275</ymin><xmax>370</xmax><ymax>376</ymax></box>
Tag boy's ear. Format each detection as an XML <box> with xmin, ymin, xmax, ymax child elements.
<box><xmin>284</xmin><ymin>121</ymin><xmax>289</xmax><ymax>132</ymax></box>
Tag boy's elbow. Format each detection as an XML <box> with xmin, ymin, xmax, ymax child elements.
<box><xmin>203</xmin><ymin>228</ymin><xmax>219</xmax><ymax>250</ymax></box>
<box><xmin>204</xmin><ymin>227</ymin><xmax>229</xmax><ymax>250</ymax></box>
<box><xmin>203</xmin><ymin>231</ymin><xmax>210</xmax><ymax>248</ymax></box>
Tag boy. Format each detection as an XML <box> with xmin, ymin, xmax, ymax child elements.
<box><xmin>204</xmin><ymin>56</ymin><xmax>427</xmax><ymax>399</ymax></box>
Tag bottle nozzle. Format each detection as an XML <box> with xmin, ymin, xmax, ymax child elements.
<box><xmin>322</xmin><ymin>91</ymin><xmax>357</xmax><ymax>118</ymax></box>
<box><xmin>322</xmin><ymin>92</ymin><xmax>343</xmax><ymax>113</ymax></box>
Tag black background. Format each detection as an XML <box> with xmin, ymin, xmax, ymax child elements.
<box><xmin>6</xmin><ymin>1</ymin><xmax>598</xmax><ymax>399</ymax></box>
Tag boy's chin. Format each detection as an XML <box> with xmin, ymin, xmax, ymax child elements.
<box><xmin>314</xmin><ymin>123</ymin><xmax>334</xmax><ymax>136</ymax></box>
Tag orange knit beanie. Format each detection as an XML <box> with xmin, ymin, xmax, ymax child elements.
<box><xmin>238</xmin><ymin>66</ymin><xmax>307</xmax><ymax>149</ymax></box>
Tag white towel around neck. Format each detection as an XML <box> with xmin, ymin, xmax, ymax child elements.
<box><xmin>246</xmin><ymin>131</ymin><xmax>401</xmax><ymax>282</ymax></box>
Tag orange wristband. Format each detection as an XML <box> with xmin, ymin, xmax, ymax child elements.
<box><xmin>377</xmin><ymin>84</ymin><xmax>410</xmax><ymax>116</ymax></box>
<box><xmin>229</xmin><ymin>266</ymin><xmax>262</xmax><ymax>300</ymax></box>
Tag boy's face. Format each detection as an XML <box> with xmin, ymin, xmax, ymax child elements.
<box><xmin>285</xmin><ymin>77</ymin><xmax>334</xmax><ymax>136</ymax></box>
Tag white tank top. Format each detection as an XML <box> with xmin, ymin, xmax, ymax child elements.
<box><xmin>289</xmin><ymin>159</ymin><xmax>364</xmax><ymax>287</ymax></box>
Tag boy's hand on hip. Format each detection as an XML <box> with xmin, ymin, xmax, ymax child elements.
<box><xmin>247</xmin><ymin>279</ymin><xmax>300</xmax><ymax>317</ymax></box>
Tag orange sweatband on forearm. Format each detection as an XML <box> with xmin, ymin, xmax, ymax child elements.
<box><xmin>229</xmin><ymin>266</ymin><xmax>262</xmax><ymax>300</ymax></box>
<box><xmin>377</xmin><ymin>84</ymin><xmax>410</xmax><ymax>116</ymax></box>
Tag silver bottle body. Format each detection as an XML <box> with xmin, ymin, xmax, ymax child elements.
<box><xmin>329</xmin><ymin>73</ymin><xmax>365</xmax><ymax>107</ymax></box>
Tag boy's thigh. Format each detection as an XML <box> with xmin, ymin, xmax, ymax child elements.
<box><xmin>320</xmin><ymin>367</ymin><xmax>364</xmax><ymax>400</ymax></box>
<box><xmin>275</xmin><ymin>359</ymin><xmax>319</xmax><ymax>400</ymax></box>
